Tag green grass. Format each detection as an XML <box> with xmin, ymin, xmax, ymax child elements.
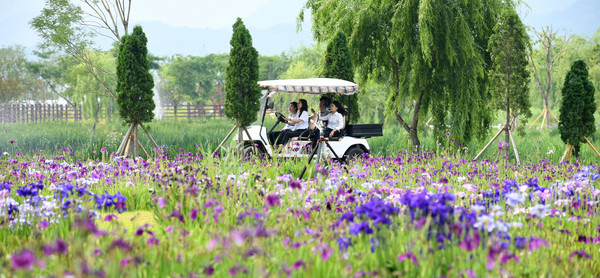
<box><xmin>2</xmin><ymin>111</ymin><xmax>600</xmax><ymax>164</ymax></box>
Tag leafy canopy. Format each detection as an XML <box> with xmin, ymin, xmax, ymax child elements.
<box><xmin>224</xmin><ymin>18</ymin><xmax>261</xmax><ymax>127</ymax></box>
<box><xmin>487</xmin><ymin>6</ymin><xmax>532</xmax><ymax>124</ymax></box>
<box><xmin>301</xmin><ymin>0</ymin><xmax>508</xmax><ymax>145</ymax></box>
<box><xmin>116</xmin><ymin>25</ymin><xmax>155</xmax><ymax>124</ymax></box>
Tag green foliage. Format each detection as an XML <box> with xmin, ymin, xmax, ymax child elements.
<box><xmin>558</xmin><ymin>60</ymin><xmax>596</xmax><ymax>156</ymax></box>
<box><xmin>224</xmin><ymin>18</ymin><xmax>261</xmax><ymax>127</ymax></box>
<box><xmin>30</xmin><ymin>0</ymin><xmax>92</xmax><ymax>54</ymax></box>
<box><xmin>302</xmin><ymin>0</ymin><xmax>505</xmax><ymax>146</ymax></box>
<box><xmin>0</xmin><ymin>45</ymin><xmax>29</xmax><ymax>103</ymax></box>
<box><xmin>159</xmin><ymin>56</ymin><xmax>198</xmax><ymax>108</ymax></box>
<box><xmin>259</xmin><ymin>54</ymin><xmax>291</xmax><ymax>80</ymax></box>
<box><xmin>116</xmin><ymin>26</ymin><xmax>155</xmax><ymax>124</ymax></box>
<box><xmin>322</xmin><ymin>32</ymin><xmax>359</xmax><ymax>123</ymax></box>
<box><xmin>487</xmin><ymin>7</ymin><xmax>532</xmax><ymax>125</ymax></box>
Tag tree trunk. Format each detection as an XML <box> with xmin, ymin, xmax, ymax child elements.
<box><xmin>237</xmin><ymin>123</ymin><xmax>244</xmax><ymax>154</ymax></box>
<box><xmin>90</xmin><ymin>98</ymin><xmax>101</xmax><ymax>140</ymax></box>
<box><xmin>506</xmin><ymin>97</ymin><xmax>510</xmax><ymax>161</ymax></box>
<box><xmin>543</xmin><ymin>95</ymin><xmax>550</xmax><ymax>127</ymax></box>
<box><xmin>409</xmin><ymin>128</ymin><xmax>420</xmax><ymax>150</ymax></box>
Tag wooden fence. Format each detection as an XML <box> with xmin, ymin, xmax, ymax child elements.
<box><xmin>161</xmin><ymin>104</ymin><xmax>225</xmax><ymax>119</ymax></box>
<box><xmin>0</xmin><ymin>104</ymin><xmax>82</xmax><ymax>123</ymax></box>
<box><xmin>0</xmin><ymin>103</ymin><xmax>233</xmax><ymax>123</ymax></box>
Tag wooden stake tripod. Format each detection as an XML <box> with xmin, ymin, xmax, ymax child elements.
<box><xmin>473</xmin><ymin>118</ymin><xmax>521</xmax><ymax>165</ymax></box>
<box><xmin>528</xmin><ymin>106</ymin><xmax>559</xmax><ymax>129</ymax></box>
<box><xmin>213</xmin><ymin>123</ymin><xmax>257</xmax><ymax>156</ymax></box>
<box><xmin>559</xmin><ymin>137</ymin><xmax>600</xmax><ymax>162</ymax></box>
<box><xmin>116</xmin><ymin>121</ymin><xmax>159</xmax><ymax>158</ymax></box>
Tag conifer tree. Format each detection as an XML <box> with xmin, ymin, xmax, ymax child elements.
<box><xmin>322</xmin><ymin>32</ymin><xmax>359</xmax><ymax>123</ymax></box>
<box><xmin>224</xmin><ymin>18</ymin><xmax>261</xmax><ymax>127</ymax></box>
<box><xmin>117</xmin><ymin>25</ymin><xmax>155</xmax><ymax>124</ymax></box>
<box><xmin>559</xmin><ymin>60</ymin><xmax>596</xmax><ymax>157</ymax></box>
<box><xmin>115</xmin><ymin>25</ymin><xmax>157</xmax><ymax>157</ymax></box>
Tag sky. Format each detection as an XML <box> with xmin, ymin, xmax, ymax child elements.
<box><xmin>0</xmin><ymin>0</ymin><xmax>599</xmax><ymax>56</ymax></box>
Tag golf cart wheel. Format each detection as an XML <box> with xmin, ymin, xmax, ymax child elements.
<box><xmin>345</xmin><ymin>146</ymin><xmax>365</xmax><ymax>162</ymax></box>
<box><xmin>242</xmin><ymin>145</ymin><xmax>264</xmax><ymax>159</ymax></box>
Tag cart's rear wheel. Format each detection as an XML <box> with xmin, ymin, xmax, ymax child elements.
<box><xmin>344</xmin><ymin>146</ymin><xmax>365</xmax><ymax>162</ymax></box>
<box><xmin>242</xmin><ymin>145</ymin><xmax>265</xmax><ymax>159</ymax></box>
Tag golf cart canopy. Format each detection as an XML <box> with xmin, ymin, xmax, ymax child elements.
<box><xmin>258</xmin><ymin>78</ymin><xmax>359</xmax><ymax>98</ymax></box>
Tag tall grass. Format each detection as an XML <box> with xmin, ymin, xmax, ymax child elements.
<box><xmin>1</xmin><ymin>114</ymin><xmax>600</xmax><ymax>164</ymax></box>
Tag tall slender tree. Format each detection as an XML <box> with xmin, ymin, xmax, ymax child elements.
<box><xmin>322</xmin><ymin>32</ymin><xmax>359</xmax><ymax>123</ymax></box>
<box><xmin>527</xmin><ymin>26</ymin><xmax>573</xmax><ymax>128</ymax></box>
<box><xmin>116</xmin><ymin>25</ymin><xmax>156</xmax><ymax>157</ymax></box>
<box><xmin>301</xmin><ymin>0</ymin><xmax>505</xmax><ymax>148</ymax></box>
<box><xmin>479</xmin><ymin>6</ymin><xmax>531</xmax><ymax>162</ymax></box>
<box><xmin>219</xmin><ymin>18</ymin><xmax>261</xmax><ymax>154</ymax></box>
<box><xmin>558</xmin><ymin>60</ymin><xmax>596</xmax><ymax>157</ymax></box>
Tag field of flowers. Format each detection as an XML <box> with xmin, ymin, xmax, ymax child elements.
<box><xmin>1</xmin><ymin>141</ymin><xmax>599</xmax><ymax>277</ymax></box>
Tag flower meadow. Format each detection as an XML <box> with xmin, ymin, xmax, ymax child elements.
<box><xmin>0</xmin><ymin>147</ymin><xmax>599</xmax><ymax>277</ymax></box>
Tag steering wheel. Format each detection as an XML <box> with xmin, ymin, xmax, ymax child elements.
<box><xmin>275</xmin><ymin>112</ymin><xmax>287</xmax><ymax>123</ymax></box>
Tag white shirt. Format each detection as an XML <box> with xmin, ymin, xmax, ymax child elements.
<box><xmin>321</xmin><ymin>112</ymin><xmax>344</xmax><ymax>130</ymax></box>
<box><xmin>295</xmin><ymin>111</ymin><xmax>309</xmax><ymax>130</ymax></box>
<box><xmin>283</xmin><ymin>112</ymin><xmax>299</xmax><ymax>131</ymax></box>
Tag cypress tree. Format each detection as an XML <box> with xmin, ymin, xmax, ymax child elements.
<box><xmin>322</xmin><ymin>32</ymin><xmax>359</xmax><ymax>123</ymax></box>
<box><xmin>224</xmin><ymin>18</ymin><xmax>261</xmax><ymax>127</ymax></box>
<box><xmin>116</xmin><ymin>25</ymin><xmax>155</xmax><ymax>124</ymax></box>
<box><xmin>558</xmin><ymin>60</ymin><xmax>596</xmax><ymax>157</ymax></box>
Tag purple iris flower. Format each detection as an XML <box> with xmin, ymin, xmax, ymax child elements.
<box><xmin>349</xmin><ymin>221</ymin><xmax>373</xmax><ymax>235</ymax></box>
<box><xmin>337</xmin><ymin>237</ymin><xmax>352</xmax><ymax>251</ymax></box>
<box><xmin>266</xmin><ymin>194</ymin><xmax>280</xmax><ymax>207</ymax></box>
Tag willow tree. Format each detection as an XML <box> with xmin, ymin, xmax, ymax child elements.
<box><xmin>301</xmin><ymin>0</ymin><xmax>505</xmax><ymax>148</ymax></box>
<box><xmin>322</xmin><ymin>32</ymin><xmax>359</xmax><ymax>123</ymax></box>
<box><xmin>558</xmin><ymin>60</ymin><xmax>597</xmax><ymax>159</ymax></box>
<box><xmin>474</xmin><ymin>7</ymin><xmax>531</xmax><ymax>164</ymax></box>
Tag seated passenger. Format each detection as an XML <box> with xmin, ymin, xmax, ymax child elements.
<box><xmin>320</xmin><ymin>100</ymin><xmax>346</xmax><ymax>138</ymax></box>
<box><xmin>279</xmin><ymin>99</ymin><xmax>309</xmax><ymax>145</ymax></box>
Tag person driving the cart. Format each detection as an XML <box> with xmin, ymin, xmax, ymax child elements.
<box><xmin>268</xmin><ymin>101</ymin><xmax>299</xmax><ymax>145</ymax></box>
<box><xmin>279</xmin><ymin>99</ymin><xmax>310</xmax><ymax>145</ymax></box>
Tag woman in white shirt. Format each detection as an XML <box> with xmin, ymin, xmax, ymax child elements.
<box><xmin>269</xmin><ymin>102</ymin><xmax>298</xmax><ymax>145</ymax></box>
<box><xmin>320</xmin><ymin>100</ymin><xmax>346</xmax><ymax>138</ymax></box>
<box><xmin>280</xmin><ymin>99</ymin><xmax>310</xmax><ymax>145</ymax></box>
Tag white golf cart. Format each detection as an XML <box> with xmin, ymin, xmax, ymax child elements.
<box><xmin>237</xmin><ymin>78</ymin><xmax>382</xmax><ymax>164</ymax></box>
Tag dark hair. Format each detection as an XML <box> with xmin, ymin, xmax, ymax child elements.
<box><xmin>331</xmin><ymin>100</ymin><xmax>347</xmax><ymax>116</ymax></box>
<box><xmin>319</xmin><ymin>96</ymin><xmax>331</xmax><ymax>107</ymax></box>
<box><xmin>298</xmin><ymin>99</ymin><xmax>308</xmax><ymax>114</ymax></box>
<box><xmin>289</xmin><ymin>101</ymin><xmax>298</xmax><ymax>112</ymax></box>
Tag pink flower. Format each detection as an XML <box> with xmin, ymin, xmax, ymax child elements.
<box><xmin>313</xmin><ymin>243</ymin><xmax>334</xmax><ymax>261</ymax></box>
<box><xmin>157</xmin><ymin>197</ymin><xmax>166</xmax><ymax>208</ymax></box>
<box><xmin>120</xmin><ymin>257</ymin><xmax>132</xmax><ymax>267</ymax></box>
<box><xmin>398</xmin><ymin>251</ymin><xmax>418</xmax><ymax>265</ymax></box>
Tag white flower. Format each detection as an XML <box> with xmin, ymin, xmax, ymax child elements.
<box><xmin>505</xmin><ymin>192</ymin><xmax>525</xmax><ymax>207</ymax></box>
<box><xmin>529</xmin><ymin>204</ymin><xmax>550</xmax><ymax>218</ymax></box>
